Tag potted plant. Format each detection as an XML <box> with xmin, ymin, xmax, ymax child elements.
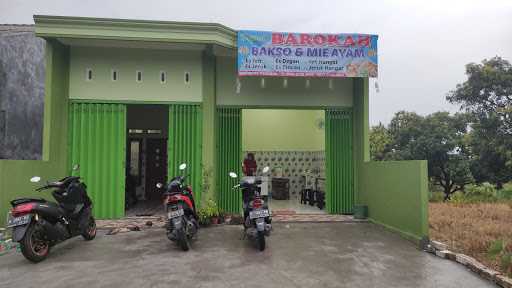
<box><xmin>197</xmin><ymin>199</ymin><xmax>221</xmax><ymax>226</ymax></box>
<box><xmin>206</xmin><ymin>200</ymin><xmax>221</xmax><ymax>225</ymax></box>
<box><xmin>197</xmin><ymin>208</ymin><xmax>211</xmax><ymax>227</ymax></box>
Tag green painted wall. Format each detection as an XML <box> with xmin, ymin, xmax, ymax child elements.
<box><xmin>201</xmin><ymin>50</ymin><xmax>217</xmax><ymax>203</ymax></box>
<box><xmin>216</xmin><ymin>57</ymin><xmax>353</xmax><ymax>107</ymax></box>
<box><xmin>242</xmin><ymin>109</ymin><xmax>324</xmax><ymax>151</ymax></box>
<box><xmin>0</xmin><ymin>40</ymin><xmax>70</xmax><ymax>227</ymax></box>
<box><xmin>352</xmin><ymin>77</ymin><xmax>428</xmax><ymax>242</ymax></box>
<box><xmin>359</xmin><ymin>161</ymin><xmax>429</xmax><ymax>243</ymax></box>
<box><xmin>353</xmin><ymin>78</ymin><xmax>370</xmax><ymax>205</ymax></box>
<box><xmin>69</xmin><ymin>47</ymin><xmax>203</xmax><ymax>102</ymax></box>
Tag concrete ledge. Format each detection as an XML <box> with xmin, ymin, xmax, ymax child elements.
<box><xmin>429</xmin><ymin>240</ymin><xmax>512</xmax><ymax>288</ymax></box>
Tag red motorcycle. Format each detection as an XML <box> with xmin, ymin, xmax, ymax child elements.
<box><xmin>157</xmin><ymin>163</ymin><xmax>198</xmax><ymax>251</ymax></box>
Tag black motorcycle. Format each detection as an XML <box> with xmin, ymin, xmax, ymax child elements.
<box><xmin>7</xmin><ymin>165</ymin><xmax>96</xmax><ymax>262</ymax></box>
<box><xmin>229</xmin><ymin>166</ymin><xmax>272</xmax><ymax>251</ymax></box>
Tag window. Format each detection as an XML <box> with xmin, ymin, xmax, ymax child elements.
<box><xmin>160</xmin><ymin>71</ymin><xmax>167</xmax><ymax>84</ymax></box>
<box><xmin>112</xmin><ymin>69</ymin><xmax>118</xmax><ymax>81</ymax></box>
<box><xmin>136</xmin><ymin>71</ymin><xmax>143</xmax><ymax>83</ymax></box>
<box><xmin>85</xmin><ymin>68</ymin><xmax>93</xmax><ymax>81</ymax></box>
<box><xmin>184</xmin><ymin>71</ymin><xmax>190</xmax><ymax>84</ymax></box>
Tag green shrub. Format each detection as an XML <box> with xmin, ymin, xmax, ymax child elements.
<box><xmin>488</xmin><ymin>239</ymin><xmax>512</xmax><ymax>277</ymax></box>
<box><xmin>429</xmin><ymin>191</ymin><xmax>445</xmax><ymax>203</ymax></box>
<box><xmin>464</xmin><ymin>183</ymin><xmax>498</xmax><ymax>203</ymax></box>
<box><xmin>497</xmin><ymin>185</ymin><xmax>512</xmax><ymax>200</ymax></box>
<box><xmin>449</xmin><ymin>191</ymin><xmax>467</xmax><ymax>204</ymax></box>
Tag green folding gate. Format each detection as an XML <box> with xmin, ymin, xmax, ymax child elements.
<box><xmin>216</xmin><ymin>107</ymin><xmax>242</xmax><ymax>213</ymax></box>
<box><xmin>168</xmin><ymin>105</ymin><xmax>203</xmax><ymax>206</ymax></box>
<box><xmin>325</xmin><ymin>109</ymin><xmax>354</xmax><ymax>214</ymax></box>
<box><xmin>68</xmin><ymin>103</ymin><xmax>126</xmax><ymax>219</ymax></box>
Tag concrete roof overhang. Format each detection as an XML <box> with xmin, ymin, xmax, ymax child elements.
<box><xmin>34</xmin><ymin>15</ymin><xmax>237</xmax><ymax>55</ymax></box>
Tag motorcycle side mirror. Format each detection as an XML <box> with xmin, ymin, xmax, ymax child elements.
<box><xmin>179</xmin><ymin>163</ymin><xmax>187</xmax><ymax>171</ymax></box>
<box><xmin>262</xmin><ymin>166</ymin><xmax>270</xmax><ymax>174</ymax></box>
<box><xmin>229</xmin><ymin>172</ymin><xmax>238</xmax><ymax>178</ymax></box>
<box><xmin>30</xmin><ymin>176</ymin><xmax>41</xmax><ymax>183</ymax></box>
<box><xmin>156</xmin><ymin>183</ymin><xmax>163</xmax><ymax>189</ymax></box>
<box><xmin>72</xmin><ymin>164</ymin><xmax>80</xmax><ymax>171</ymax></box>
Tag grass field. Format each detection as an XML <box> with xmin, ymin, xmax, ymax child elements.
<box><xmin>429</xmin><ymin>202</ymin><xmax>512</xmax><ymax>274</ymax></box>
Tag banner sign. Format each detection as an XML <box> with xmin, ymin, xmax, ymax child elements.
<box><xmin>238</xmin><ymin>30</ymin><xmax>378</xmax><ymax>78</ymax></box>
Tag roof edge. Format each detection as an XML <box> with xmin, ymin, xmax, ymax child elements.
<box><xmin>33</xmin><ymin>15</ymin><xmax>237</xmax><ymax>48</ymax></box>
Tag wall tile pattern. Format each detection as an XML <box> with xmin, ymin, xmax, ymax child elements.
<box><xmin>244</xmin><ymin>150</ymin><xmax>326</xmax><ymax>196</ymax></box>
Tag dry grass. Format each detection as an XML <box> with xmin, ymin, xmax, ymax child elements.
<box><xmin>429</xmin><ymin>202</ymin><xmax>512</xmax><ymax>273</ymax></box>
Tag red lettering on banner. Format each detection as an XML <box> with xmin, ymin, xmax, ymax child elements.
<box><xmin>313</xmin><ymin>34</ymin><xmax>326</xmax><ymax>45</ymax></box>
<box><xmin>272</xmin><ymin>33</ymin><xmax>284</xmax><ymax>44</ymax></box>
<box><xmin>300</xmin><ymin>34</ymin><xmax>313</xmax><ymax>45</ymax></box>
<box><xmin>327</xmin><ymin>35</ymin><xmax>340</xmax><ymax>45</ymax></box>
<box><xmin>343</xmin><ymin>36</ymin><xmax>355</xmax><ymax>46</ymax></box>
<box><xmin>357</xmin><ymin>35</ymin><xmax>370</xmax><ymax>47</ymax></box>
<box><xmin>285</xmin><ymin>33</ymin><xmax>298</xmax><ymax>45</ymax></box>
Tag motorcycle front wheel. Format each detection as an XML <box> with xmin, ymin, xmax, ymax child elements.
<box><xmin>20</xmin><ymin>222</ymin><xmax>50</xmax><ymax>263</ymax></box>
<box><xmin>257</xmin><ymin>231</ymin><xmax>266</xmax><ymax>251</ymax></box>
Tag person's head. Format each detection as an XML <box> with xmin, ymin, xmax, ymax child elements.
<box><xmin>247</xmin><ymin>153</ymin><xmax>255</xmax><ymax>161</ymax></box>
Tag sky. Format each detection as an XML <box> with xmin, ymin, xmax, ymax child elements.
<box><xmin>1</xmin><ymin>0</ymin><xmax>511</xmax><ymax>125</ymax></box>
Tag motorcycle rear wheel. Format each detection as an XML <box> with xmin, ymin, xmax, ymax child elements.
<box><xmin>257</xmin><ymin>231</ymin><xmax>266</xmax><ymax>251</ymax></box>
<box><xmin>81</xmin><ymin>216</ymin><xmax>97</xmax><ymax>241</ymax></box>
<box><xmin>20</xmin><ymin>223</ymin><xmax>50</xmax><ymax>263</ymax></box>
<box><xmin>177</xmin><ymin>228</ymin><xmax>190</xmax><ymax>251</ymax></box>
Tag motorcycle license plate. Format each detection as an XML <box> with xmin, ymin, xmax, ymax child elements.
<box><xmin>6</xmin><ymin>214</ymin><xmax>31</xmax><ymax>228</ymax></box>
<box><xmin>168</xmin><ymin>208</ymin><xmax>184</xmax><ymax>219</ymax></box>
<box><xmin>249</xmin><ymin>209</ymin><xmax>269</xmax><ymax>219</ymax></box>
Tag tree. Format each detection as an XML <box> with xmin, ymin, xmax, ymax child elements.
<box><xmin>385</xmin><ymin>111</ymin><xmax>474</xmax><ymax>200</ymax></box>
<box><xmin>467</xmin><ymin>115</ymin><xmax>512</xmax><ymax>188</ymax></box>
<box><xmin>447</xmin><ymin>56</ymin><xmax>512</xmax><ymax>188</ymax></box>
<box><xmin>369</xmin><ymin>123</ymin><xmax>391</xmax><ymax>161</ymax></box>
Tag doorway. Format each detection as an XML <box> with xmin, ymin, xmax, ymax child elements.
<box><xmin>125</xmin><ymin>105</ymin><xmax>168</xmax><ymax>216</ymax></box>
<box><xmin>242</xmin><ymin>109</ymin><xmax>327</xmax><ymax>215</ymax></box>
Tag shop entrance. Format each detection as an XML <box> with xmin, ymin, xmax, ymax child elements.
<box><xmin>125</xmin><ymin>105</ymin><xmax>168</xmax><ymax>216</ymax></box>
<box><xmin>242</xmin><ymin>109</ymin><xmax>327</xmax><ymax>215</ymax></box>
<box><xmin>217</xmin><ymin>107</ymin><xmax>354</xmax><ymax>215</ymax></box>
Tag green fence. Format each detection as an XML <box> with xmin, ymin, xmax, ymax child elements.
<box><xmin>216</xmin><ymin>107</ymin><xmax>242</xmax><ymax>213</ymax></box>
<box><xmin>325</xmin><ymin>109</ymin><xmax>354</xmax><ymax>214</ymax></box>
<box><xmin>68</xmin><ymin>103</ymin><xmax>126</xmax><ymax>219</ymax></box>
<box><xmin>168</xmin><ymin>104</ymin><xmax>203</xmax><ymax>206</ymax></box>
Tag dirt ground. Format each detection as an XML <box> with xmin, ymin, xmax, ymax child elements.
<box><xmin>429</xmin><ymin>202</ymin><xmax>512</xmax><ymax>274</ymax></box>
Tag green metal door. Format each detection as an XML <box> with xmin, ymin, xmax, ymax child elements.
<box><xmin>168</xmin><ymin>104</ymin><xmax>203</xmax><ymax>206</ymax></box>
<box><xmin>325</xmin><ymin>109</ymin><xmax>354</xmax><ymax>214</ymax></box>
<box><xmin>68</xmin><ymin>103</ymin><xmax>126</xmax><ymax>219</ymax></box>
<box><xmin>216</xmin><ymin>107</ymin><xmax>242</xmax><ymax>213</ymax></box>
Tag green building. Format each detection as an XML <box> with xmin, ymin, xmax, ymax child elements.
<box><xmin>0</xmin><ymin>15</ymin><xmax>428</xmax><ymax>244</ymax></box>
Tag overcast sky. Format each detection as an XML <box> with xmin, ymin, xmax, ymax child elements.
<box><xmin>1</xmin><ymin>0</ymin><xmax>511</xmax><ymax>125</ymax></box>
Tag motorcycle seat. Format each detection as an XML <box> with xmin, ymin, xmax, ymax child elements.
<box><xmin>11</xmin><ymin>198</ymin><xmax>47</xmax><ymax>206</ymax></box>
